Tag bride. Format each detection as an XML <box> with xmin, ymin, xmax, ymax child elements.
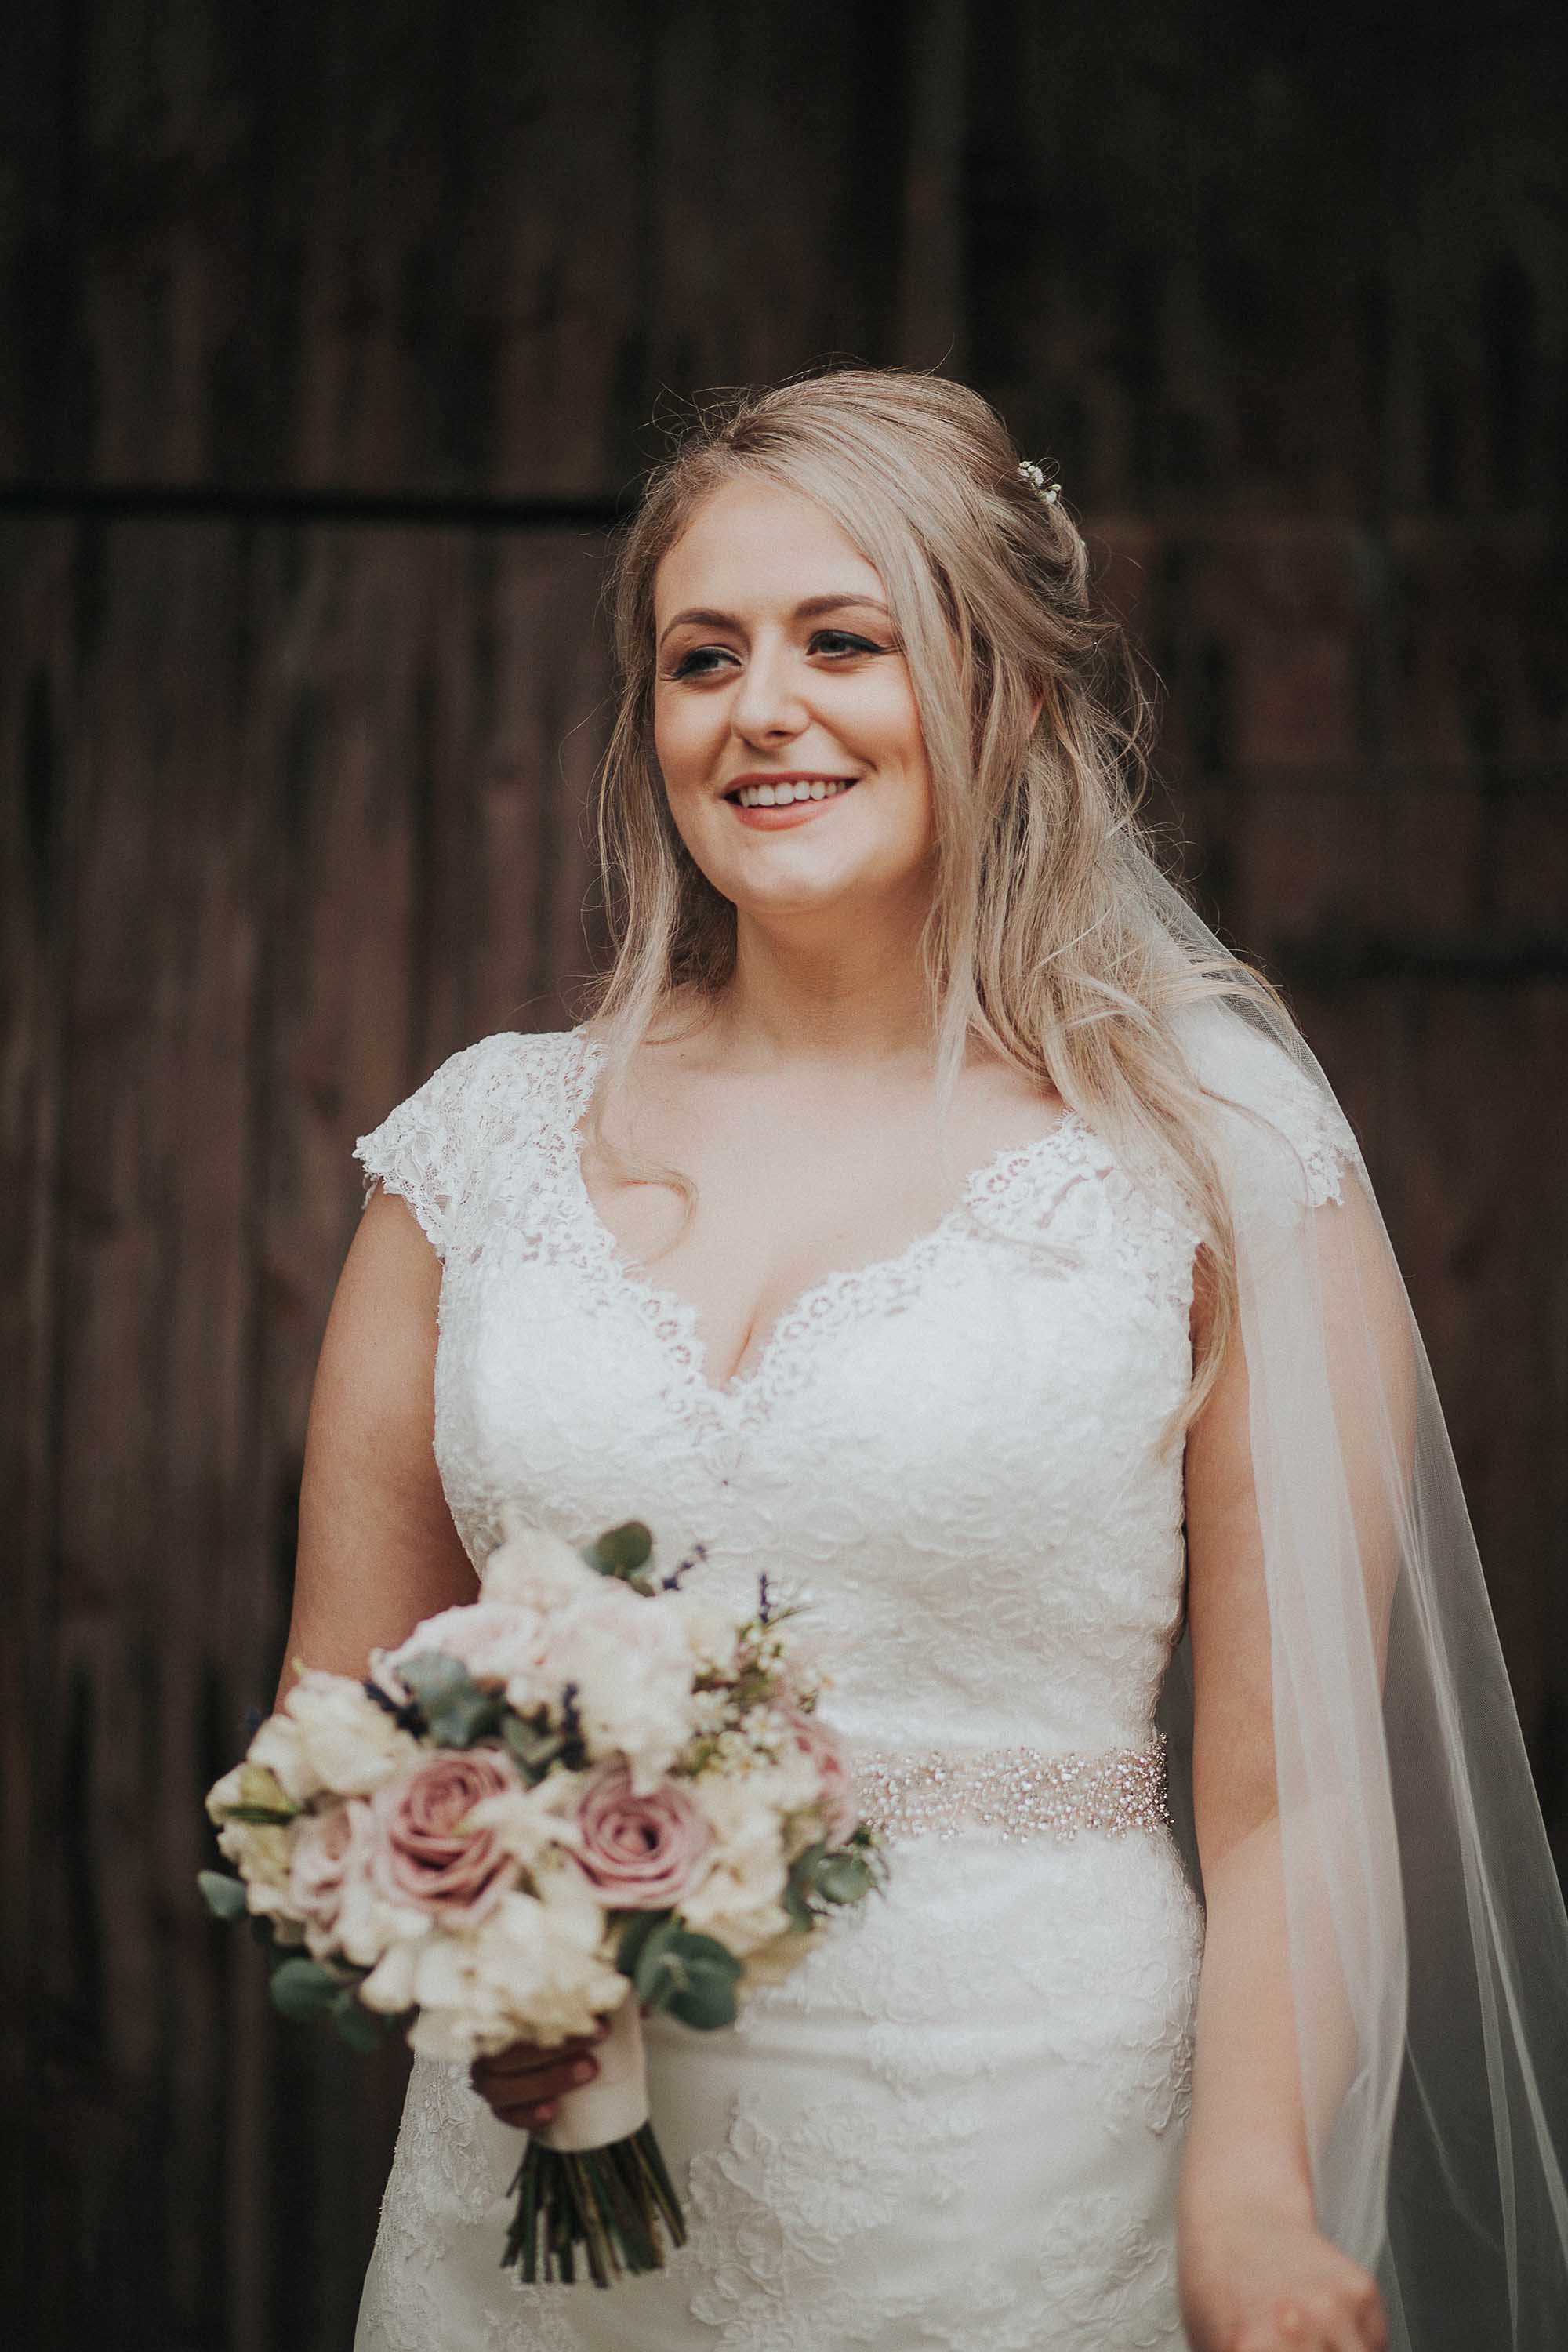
<box><xmin>279</xmin><ymin>369</ymin><xmax>1568</xmax><ymax>2350</ymax></box>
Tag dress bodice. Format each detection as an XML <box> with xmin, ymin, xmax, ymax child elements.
<box><xmin>353</xmin><ymin>1025</ymin><xmax>1356</xmax><ymax>1762</ymax></box>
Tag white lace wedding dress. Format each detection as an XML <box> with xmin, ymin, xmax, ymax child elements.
<box><xmin>348</xmin><ymin>1022</ymin><xmax>1358</xmax><ymax>2352</ymax></box>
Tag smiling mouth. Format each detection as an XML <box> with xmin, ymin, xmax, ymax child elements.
<box><xmin>724</xmin><ymin>777</ymin><xmax>859</xmax><ymax>809</ymax></box>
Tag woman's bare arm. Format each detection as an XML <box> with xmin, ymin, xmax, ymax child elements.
<box><xmin>1175</xmin><ymin>1221</ymin><xmax>1393</xmax><ymax>2352</ymax></box>
<box><xmin>271</xmin><ymin>1186</ymin><xmax>479</xmax><ymax>1711</ymax></box>
<box><xmin>278</xmin><ymin>1182</ymin><xmax>608</xmax><ymax>2120</ymax></box>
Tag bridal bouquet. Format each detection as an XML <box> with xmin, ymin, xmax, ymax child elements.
<box><xmin>198</xmin><ymin>1510</ymin><xmax>884</xmax><ymax>2286</ymax></box>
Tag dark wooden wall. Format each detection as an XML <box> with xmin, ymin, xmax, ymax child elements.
<box><xmin>4</xmin><ymin>4</ymin><xmax>1566</xmax><ymax>2347</ymax></box>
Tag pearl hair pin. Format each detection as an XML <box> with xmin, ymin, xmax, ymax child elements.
<box><xmin>1017</xmin><ymin>459</ymin><xmax>1062</xmax><ymax>505</ymax></box>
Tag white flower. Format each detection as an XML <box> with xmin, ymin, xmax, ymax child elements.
<box><xmin>252</xmin><ymin>1671</ymin><xmax>422</xmax><ymax>1802</ymax></box>
<box><xmin>332</xmin><ymin>1834</ymin><xmax>432</xmax><ymax>1970</ymax></box>
<box><xmin>677</xmin><ymin>1845</ymin><xmax>792</xmax><ymax>1958</ymax></box>
<box><xmin>383</xmin><ymin>1599</ymin><xmax>554</xmax><ymax>1707</ymax></box>
<box><xmin>462</xmin><ymin>1770</ymin><xmax>585</xmax><ymax>1872</ymax></box>
<box><xmin>481</xmin><ymin>1512</ymin><xmax>604</xmax><ymax>1613</ymax></box>
<box><xmin>362</xmin><ymin>1861</ymin><xmax>628</xmax><ymax>2060</ymax></box>
<box><xmin>672</xmin><ymin>1592</ymin><xmax>741</xmax><ymax>1677</ymax></box>
<box><xmin>204</xmin><ymin>1761</ymin><xmax>300</xmax><ymax>1926</ymax></box>
<box><xmin>678</xmin><ymin>1771</ymin><xmax>794</xmax><ymax>1955</ymax></box>
<box><xmin>550</xmin><ymin>1588</ymin><xmax>699</xmax><ymax>1794</ymax></box>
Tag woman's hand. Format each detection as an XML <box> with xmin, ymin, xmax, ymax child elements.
<box><xmin>1179</xmin><ymin>2195</ymin><xmax>1388</xmax><ymax>2351</ymax></box>
<box><xmin>468</xmin><ymin>2018</ymin><xmax>612</xmax><ymax>2132</ymax></box>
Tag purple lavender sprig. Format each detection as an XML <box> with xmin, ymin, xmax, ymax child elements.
<box><xmin>660</xmin><ymin>1541</ymin><xmax>709</xmax><ymax>1592</ymax></box>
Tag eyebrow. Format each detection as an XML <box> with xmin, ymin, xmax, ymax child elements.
<box><xmin>657</xmin><ymin>593</ymin><xmax>892</xmax><ymax>649</ymax></box>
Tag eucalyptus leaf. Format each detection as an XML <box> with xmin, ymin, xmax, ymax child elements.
<box><xmin>502</xmin><ymin>1715</ymin><xmax>563</xmax><ymax>1778</ymax></box>
<box><xmin>398</xmin><ymin>1651</ymin><xmax>504</xmax><ymax>1747</ymax></box>
<box><xmin>782</xmin><ymin>1879</ymin><xmax>815</xmax><ymax>1933</ymax></box>
<box><xmin>663</xmin><ymin>1947</ymin><xmax>741</xmax><ymax>2032</ymax></box>
<box><xmin>630</xmin><ymin>1918</ymin><xmax>682</xmax><ymax>2005</ymax></box>
<box><xmin>583</xmin><ymin>1519</ymin><xmax>654</xmax><ymax>1582</ymax></box>
<box><xmin>616</xmin><ymin>1908</ymin><xmax>675</xmax><ymax>1980</ymax></box>
<box><xmin>331</xmin><ymin>1990</ymin><xmax>385</xmax><ymax>2053</ymax></box>
<box><xmin>198</xmin><ymin>1869</ymin><xmax>249</xmax><ymax>1921</ymax></box>
<box><xmin>426</xmin><ymin>1688</ymin><xmax>506</xmax><ymax>1747</ymax></box>
<box><xmin>633</xmin><ymin>1926</ymin><xmax>742</xmax><ymax>2031</ymax></box>
<box><xmin>270</xmin><ymin>1956</ymin><xmax>344</xmax><ymax>2023</ymax></box>
<box><xmin>394</xmin><ymin>1650</ymin><xmax>470</xmax><ymax>1704</ymax></box>
<box><xmin>789</xmin><ymin>1840</ymin><xmax>828</xmax><ymax>1889</ymax></box>
<box><xmin>815</xmin><ymin>1852</ymin><xmax>875</xmax><ymax>1905</ymax></box>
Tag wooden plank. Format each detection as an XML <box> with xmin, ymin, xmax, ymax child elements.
<box><xmin>0</xmin><ymin>519</ymin><xmax>71</xmax><ymax>2338</ymax></box>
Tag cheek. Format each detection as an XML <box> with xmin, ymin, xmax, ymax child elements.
<box><xmin>653</xmin><ymin>693</ymin><xmax>720</xmax><ymax>794</ymax></box>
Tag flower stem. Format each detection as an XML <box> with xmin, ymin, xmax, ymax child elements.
<box><xmin>504</xmin><ymin>2123</ymin><xmax>688</xmax><ymax>2286</ymax></box>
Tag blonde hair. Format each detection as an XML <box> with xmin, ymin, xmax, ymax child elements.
<box><xmin>575</xmin><ymin>365</ymin><xmax>1300</xmax><ymax>1452</ymax></box>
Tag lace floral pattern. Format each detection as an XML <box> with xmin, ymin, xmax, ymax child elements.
<box><xmin>350</xmin><ymin>1022</ymin><xmax>1359</xmax><ymax>2351</ymax></box>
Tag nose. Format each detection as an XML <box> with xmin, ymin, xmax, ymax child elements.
<box><xmin>728</xmin><ymin>639</ymin><xmax>809</xmax><ymax>748</ymax></box>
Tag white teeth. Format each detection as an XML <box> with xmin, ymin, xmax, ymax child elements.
<box><xmin>732</xmin><ymin>779</ymin><xmax>854</xmax><ymax>809</ymax></box>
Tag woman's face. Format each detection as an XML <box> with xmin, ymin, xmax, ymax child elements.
<box><xmin>651</xmin><ymin>477</ymin><xmax>936</xmax><ymax>927</ymax></box>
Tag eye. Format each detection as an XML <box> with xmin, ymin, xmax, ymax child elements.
<box><xmin>809</xmin><ymin>629</ymin><xmax>885</xmax><ymax>659</ymax></box>
<box><xmin>663</xmin><ymin>644</ymin><xmax>739</xmax><ymax>681</ymax></box>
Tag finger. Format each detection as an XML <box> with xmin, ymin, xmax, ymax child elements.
<box><xmin>1327</xmin><ymin>2286</ymin><xmax>1384</xmax><ymax>2352</ymax></box>
<box><xmin>1294</xmin><ymin>2290</ymin><xmax>1362</xmax><ymax>2352</ymax></box>
<box><xmin>1348</xmin><ymin>2279</ymin><xmax>1388</xmax><ymax>2350</ymax></box>
<box><xmin>472</xmin><ymin>2049</ymin><xmax>590</xmax><ymax>2098</ymax></box>
<box><xmin>506</xmin><ymin>2055</ymin><xmax>601</xmax><ymax>2104</ymax></box>
<box><xmin>477</xmin><ymin>2033</ymin><xmax>597</xmax><ymax>2080</ymax></box>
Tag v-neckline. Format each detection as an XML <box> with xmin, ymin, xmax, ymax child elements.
<box><xmin>558</xmin><ymin>1029</ymin><xmax>1092</xmax><ymax>1412</ymax></box>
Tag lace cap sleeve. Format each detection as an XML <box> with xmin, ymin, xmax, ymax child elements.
<box><xmin>352</xmin><ymin>1033</ymin><xmax>516</xmax><ymax>1263</ymax></box>
<box><xmin>1174</xmin><ymin>1004</ymin><xmax>1365</xmax><ymax>1232</ymax></box>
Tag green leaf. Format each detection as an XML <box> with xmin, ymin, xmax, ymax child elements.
<box><xmin>633</xmin><ymin>1924</ymin><xmax>742</xmax><ymax>2032</ymax></box>
<box><xmin>269</xmin><ymin>1956</ymin><xmax>344</xmax><ymax>2024</ymax></box>
<box><xmin>782</xmin><ymin>1878</ymin><xmax>815</xmax><ymax>1933</ymax></box>
<box><xmin>582</xmin><ymin>1520</ymin><xmax>654</xmax><ymax>1582</ymax></box>
<box><xmin>215</xmin><ymin>1803</ymin><xmax>301</xmax><ymax>1825</ymax></box>
<box><xmin>502</xmin><ymin>1714</ymin><xmax>563</xmax><ymax>1780</ymax></box>
<box><xmin>615</xmin><ymin>1908</ymin><xmax>675</xmax><ymax>1980</ymax></box>
<box><xmin>198</xmin><ymin>1869</ymin><xmax>249</xmax><ymax>1921</ymax></box>
<box><xmin>815</xmin><ymin>1852</ymin><xmax>875</xmax><ymax>1905</ymax></box>
<box><xmin>397</xmin><ymin>1650</ymin><xmax>504</xmax><ymax>1748</ymax></box>
<box><xmin>330</xmin><ymin>1989</ymin><xmax>385</xmax><ymax>2053</ymax></box>
<box><xmin>789</xmin><ymin>1840</ymin><xmax>828</xmax><ymax>1885</ymax></box>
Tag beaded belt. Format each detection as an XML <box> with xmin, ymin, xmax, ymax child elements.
<box><xmin>851</xmin><ymin>1733</ymin><xmax>1171</xmax><ymax>1844</ymax></box>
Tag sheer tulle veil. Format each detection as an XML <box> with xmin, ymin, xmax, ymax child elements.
<box><xmin>1132</xmin><ymin>839</ymin><xmax>1568</xmax><ymax>2347</ymax></box>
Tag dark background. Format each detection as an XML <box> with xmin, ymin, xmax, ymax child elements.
<box><xmin>5</xmin><ymin>3</ymin><xmax>1566</xmax><ymax>2346</ymax></box>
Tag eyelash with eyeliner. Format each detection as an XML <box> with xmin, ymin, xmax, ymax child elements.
<box><xmin>661</xmin><ymin>629</ymin><xmax>891</xmax><ymax>681</ymax></box>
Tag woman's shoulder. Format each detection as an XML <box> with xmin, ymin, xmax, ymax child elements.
<box><xmin>1168</xmin><ymin>1000</ymin><xmax>1365</xmax><ymax>1223</ymax></box>
<box><xmin>351</xmin><ymin>1025</ymin><xmax>586</xmax><ymax>1259</ymax></box>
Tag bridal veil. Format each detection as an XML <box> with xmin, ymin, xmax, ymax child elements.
<box><xmin>1135</xmin><ymin>840</ymin><xmax>1568</xmax><ymax>2347</ymax></box>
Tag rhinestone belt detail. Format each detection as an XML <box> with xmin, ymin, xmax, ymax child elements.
<box><xmin>851</xmin><ymin>1733</ymin><xmax>1171</xmax><ymax>1844</ymax></box>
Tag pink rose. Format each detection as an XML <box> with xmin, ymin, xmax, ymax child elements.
<box><xmin>573</xmin><ymin>1764</ymin><xmax>713</xmax><ymax>1911</ymax></box>
<box><xmin>786</xmin><ymin>1711</ymin><xmax>861</xmax><ymax>1846</ymax></box>
<box><xmin>369</xmin><ymin>1749</ymin><xmax>521</xmax><ymax>1924</ymax></box>
<box><xmin>289</xmin><ymin>1800</ymin><xmax>365</xmax><ymax>1944</ymax></box>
